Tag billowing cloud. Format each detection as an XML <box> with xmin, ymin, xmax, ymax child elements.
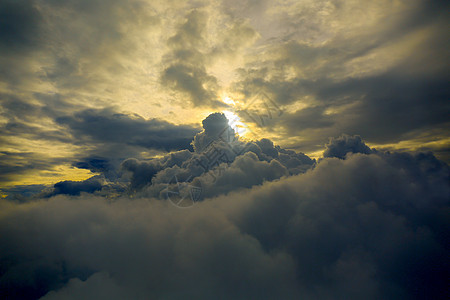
<box><xmin>0</xmin><ymin>134</ymin><xmax>448</xmax><ymax>299</ymax></box>
<box><xmin>119</xmin><ymin>113</ymin><xmax>314</xmax><ymax>201</ymax></box>
<box><xmin>323</xmin><ymin>134</ymin><xmax>374</xmax><ymax>159</ymax></box>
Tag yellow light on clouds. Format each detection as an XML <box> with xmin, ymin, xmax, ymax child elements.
<box><xmin>223</xmin><ymin>110</ymin><xmax>249</xmax><ymax>137</ymax></box>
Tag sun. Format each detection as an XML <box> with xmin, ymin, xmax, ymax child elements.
<box><xmin>223</xmin><ymin>110</ymin><xmax>248</xmax><ymax>136</ymax></box>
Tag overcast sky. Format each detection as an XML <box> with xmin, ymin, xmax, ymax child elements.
<box><xmin>0</xmin><ymin>1</ymin><xmax>449</xmax><ymax>299</ymax></box>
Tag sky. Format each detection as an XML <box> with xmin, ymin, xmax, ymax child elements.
<box><xmin>0</xmin><ymin>0</ymin><xmax>449</xmax><ymax>299</ymax></box>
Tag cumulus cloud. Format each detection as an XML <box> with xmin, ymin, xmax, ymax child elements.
<box><xmin>0</xmin><ymin>139</ymin><xmax>448</xmax><ymax>299</ymax></box>
<box><xmin>323</xmin><ymin>134</ymin><xmax>374</xmax><ymax>159</ymax></box>
<box><xmin>119</xmin><ymin>113</ymin><xmax>314</xmax><ymax>201</ymax></box>
<box><xmin>191</xmin><ymin>112</ymin><xmax>236</xmax><ymax>152</ymax></box>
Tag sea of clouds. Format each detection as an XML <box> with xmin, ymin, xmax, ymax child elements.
<box><xmin>1</xmin><ymin>113</ymin><xmax>448</xmax><ymax>300</ymax></box>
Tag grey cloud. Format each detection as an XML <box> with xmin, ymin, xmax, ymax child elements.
<box><xmin>121</xmin><ymin>149</ymin><xmax>193</xmax><ymax>191</ymax></box>
<box><xmin>41</xmin><ymin>0</ymin><xmax>158</xmax><ymax>88</ymax></box>
<box><xmin>323</xmin><ymin>134</ymin><xmax>373</xmax><ymax>159</ymax></box>
<box><xmin>161</xmin><ymin>62</ymin><xmax>220</xmax><ymax>107</ymax></box>
<box><xmin>121</xmin><ymin>158</ymin><xmax>161</xmax><ymax>190</ymax></box>
<box><xmin>0</xmin><ymin>93</ymin><xmax>77</xmax><ymax>143</ymax></box>
<box><xmin>0</xmin><ymin>195</ymin><xmax>300</xmax><ymax>300</ymax></box>
<box><xmin>224</xmin><ymin>151</ymin><xmax>449</xmax><ymax>299</ymax></box>
<box><xmin>195</xmin><ymin>151</ymin><xmax>289</xmax><ymax>198</ymax></box>
<box><xmin>191</xmin><ymin>112</ymin><xmax>236</xmax><ymax>152</ymax></box>
<box><xmin>56</xmin><ymin>108</ymin><xmax>200</xmax><ymax>151</ymax></box>
<box><xmin>275</xmin><ymin>146</ymin><xmax>315</xmax><ymax>174</ymax></box>
<box><xmin>0</xmin><ymin>0</ymin><xmax>42</xmax><ymax>54</ymax></box>
<box><xmin>264</xmin><ymin>72</ymin><xmax>450</xmax><ymax>156</ymax></box>
<box><xmin>160</xmin><ymin>10</ymin><xmax>218</xmax><ymax>107</ymax></box>
<box><xmin>229</xmin><ymin>1</ymin><xmax>450</xmax><ymax>157</ymax></box>
<box><xmin>0</xmin><ymin>0</ymin><xmax>159</xmax><ymax>87</ymax></box>
<box><xmin>167</xmin><ymin>10</ymin><xmax>206</xmax><ymax>48</ymax></box>
<box><xmin>256</xmin><ymin>138</ymin><xmax>279</xmax><ymax>158</ymax></box>
<box><xmin>1</xmin><ymin>184</ymin><xmax>49</xmax><ymax>202</ymax></box>
<box><xmin>50</xmin><ymin>177</ymin><xmax>102</xmax><ymax>196</ymax></box>
<box><xmin>73</xmin><ymin>157</ymin><xmax>111</xmax><ymax>177</ymax></box>
<box><xmin>0</xmin><ymin>98</ymin><xmax>200</xmax><ymax>188</ymax></box>
<box><xmin>281</xmin><ymin>105</ymin><xmax>334</xmax><ymax>130</ymax></box>
<box><xmin>209</xmin><ymin>20</ymin><xmax>259</xmax><ymax>59</ymax></box>
<box><xmin>40</xmin><ymin>175</ymin><xmax>127</xmax><ymax>199</ymax></box>
<box><xmin>0</xmin><ymin>0</ymin><xmax>43</xmax><ymax>85</ymax></box>
<box><xmin>118</xmin><ymin>113</ymin><xmax>314</xmax><ymax>200</ymax></box>
<box><xmin>314</xmin><ymin>75</ymin><xmax>450</xmax><ymax>142</ymax></box>
<box><xmin>0</xmin><ymin>146</ymin><xmax>448</xmax><ymax>299</ymax></box>
<box><xmin>160</xmin><ymin>9</ymin><xmax>251</xmax><ymax>108</ymax></box>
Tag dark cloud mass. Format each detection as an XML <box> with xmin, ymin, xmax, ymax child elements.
<box><xmin>50</xmin><ymin>177</ymin><xmax>103</xmax><ymax>196</ymax></box>
<box><xmin>1</xmin><ymin>112</ymin><xmax>449</xmax><ymax>299</ymax></box>
<box><xmin>56</xmin><ymin>108</ymin><xmax>200</xmax><ymax>151</ymax></box>
<box><xmin>0</xmin><ymin>0</ymin><xmax>41</xmax><ymax>53</ymax></box>
<box><xmin>1</xmin><ymin>0</ymin><xmax>449</xmax><ymax>299</ymax></box>
<box><xmin>323</xmin><ymin>134</ymin><xmax>374</xmax><ymax>159</ymax></box>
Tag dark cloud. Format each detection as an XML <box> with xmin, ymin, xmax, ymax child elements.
<box><xmin>0</xmin><ymin>0</ymin><xmax>42</xmax><ymax>53</ymax></box>
<box><xmin>0</xmin><ymin>0</ymin><xmax>159</xmax><ymax>87</ymax></box>
<box><xmin>50</xmin><ymin>177</ymin><xmax>103</xmax><ymax>196</ymax></box>
<box><xmin>194</xmin><ymin>151</ymin><xmax>289</xmax><ymax>198</ymax></box>
<box><xmin>225</xmin><ymin>150</ymin><xmax>449</xmax><ymax>299</ymax></box>
<box><xmin>229</xmin><ymin>0</ymin><xmax>450</xmax><ymax>158</ymax></box>
<box><xmin>0</xmin><ymin>144</ymin><xmax>448</xmax><ymax>299</ymax></box>
<box><xmin>56</xmin><ymin>108</ymin><xmax>200</xmax><ymax>151</ymax></box>
<box><xmin>73</xmin><ymin>157</ymin><xmax>110</xmax><ymax>174</ymax></box>
<box><xmin>314</xmin><ymin>75</ymin><xmax>450</xmax><ymax>142</ymax></box>
<box><xmin>1</xmin><ymin>184</ymin><xmax>49</xmax><ymax>202</ymax></box>
<box><xmin>38</xmin><ymin>175</ymin><xmax>127</xmax><ymax>199</ymax></box>
<box><xmin>120</xmin><ymin>149</ymin><xmax>195</xmax><ymax>191</ymax></box>
<box><xmin>106</xmin><ymin>113</ymin><xmax>314</xmax><ymax>202</ymax></box>
<box><xmin>72</xmin><ymin>157</ymin><xmax>121</xmax><ymax>182</ymax></box>
<box><xmin>191</xmin><ymin>112</ymin><xmax>236</xmax><ymax>152</ymax></box>
<box><xmin>0</xmin><ymin>102</ymin><xmax>200</xmax><ymax>189</ymax></box>
<box><xmin>323</xmin><ymin>134</ymin><xmax>373</xmax><ymax>159</ymax></box>
<box><xmin>161</xmin><ymin>62</ymin><xmax>220</xmax><ymax>107</ymax></box>
<box><xmin>121</xmin><ymin>158</ymin><xmax>161</xmax><ymax>190</ymax></box>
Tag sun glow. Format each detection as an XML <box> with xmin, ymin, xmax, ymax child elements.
<box><xmin>223</xmin><ymin>110</ymin><xmax>249</xmax><ymax>137</ymax></box>
<box><xmin>222</xmin><ymin>96</ymin><xmax>236</xmax><ymax>106</ymax></box>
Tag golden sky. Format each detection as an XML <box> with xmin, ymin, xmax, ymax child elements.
<box><xmin>0</xmin><ymin>0</ymin><xmax>449</xmax><ymax>190</ymax></box>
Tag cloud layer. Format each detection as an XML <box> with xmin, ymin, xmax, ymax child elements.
<box><xmin>1</xmin><ymin>112</ymin><xmax>449</xmax><ymax>299</ymax></box>
<box><xmin>1</xmin><ymin>138</ymin><xmax>448</xmax><ymax>299</ymax></box>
